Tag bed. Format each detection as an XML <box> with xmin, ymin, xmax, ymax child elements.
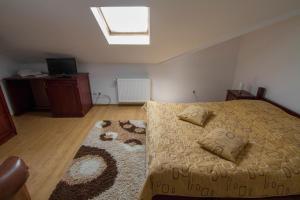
<box><xmin>139</xmin><ymin>98</ymin><xmax>300</xmax><ymax>200</ymax></box>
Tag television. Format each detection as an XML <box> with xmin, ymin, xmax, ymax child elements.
<box><xmin>46</xmin><ymin>58</ymin><xmax>77</xmax><ymax>75</ymax></box>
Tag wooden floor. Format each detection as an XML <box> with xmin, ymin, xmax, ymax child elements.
<box><xmin>0</xmin><ymin>105</ymin><xmax>145</xmax><ymax>200</ymax></box>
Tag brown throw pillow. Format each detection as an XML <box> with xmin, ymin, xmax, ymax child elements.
<box><xmin>199</xmin><ymin>128</ymin><xmax>248</xmax><ymax>162</ymax></box>
<box><xmin>177</xmin><ymin>105</ymin><xmax>212</xmax><ymax>127</ymax></box>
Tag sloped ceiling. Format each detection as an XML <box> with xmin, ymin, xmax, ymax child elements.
<box><xmin>0</xmin><ymin>0</ymin><xmax>300</xmax><ymax>64</ymax></box>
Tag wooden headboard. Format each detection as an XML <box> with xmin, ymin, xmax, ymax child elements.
<box><xmin>255</xmin><ymin>87</ymin><xmax>300</xmax><ymax>118</ymax></box>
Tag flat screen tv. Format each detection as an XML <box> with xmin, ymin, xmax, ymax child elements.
<box><xmin>46</xmin><ymin>58</ymin><xmax>77</xmax><ymax>75</ymax></box>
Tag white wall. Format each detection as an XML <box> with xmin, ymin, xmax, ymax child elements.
<box><xmin>17</xmin><ymin>38</ymin><xmax>240</xmax><ymax>104</ymax></box>
<box><xmin>82</xmin><ymin>38</ymin><xmax>240</xmax><ymax>104</ymax></box>
<box><xmin>0</xmin><ymin>54</ymin><xmax>18</xmax><ymax>113</ymax></box>
<box><xmin>233</xmin><ymin>15</ymin><xmax>300</xmax><ymax>113</ymax></box>
<box><xmin>149</xmin><ymin>38</ymin><xmax>240</xmax><ymax>102</ymax></box>
<box><xmin>5</xmin><ymin>15</ymin><xmax>300</xmax><ymax>114</ymax></box>
<box><xmin>0</xmin><ymin>56</ymin><xmax>17</xmax><ymax>78</ymax></box>
<box><xmin>80</xmin><ymin>64</ymin><xmax>149</xmax><ymax>104</ymax></box>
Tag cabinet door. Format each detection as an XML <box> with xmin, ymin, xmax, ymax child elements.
<box><xmin>46</xmin><ymin>81</ymin><xmax>82</xmax><ymax>117</ymax></box>
<box><xmin>0</xmin><ymin>86</ymin><xmax>16</xmax><ymax>143</ymax></box>
<box><xmin>0</xmin><ymin>103</ymin><xmax>13</xmax><ymax>139</ymax></box>
<box><xmin>30</xmin><ymin>79</ymin><xmax>50</xmax><ymax>109</ymax></box>
<box><xmin>77</xmin><ymin>75</ymin><xmax>92</xmax><ymax>115</ymax></box>
<box><xmin>5</xmin><ymin>80</ymin><xmax>34</xmax><ymax>115</ymax></box>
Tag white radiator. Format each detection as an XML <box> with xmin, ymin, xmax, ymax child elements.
<box><xmin>117</xmin><ymin>78</ymin><xmax>151</xmax><ymax>103</ymax></box>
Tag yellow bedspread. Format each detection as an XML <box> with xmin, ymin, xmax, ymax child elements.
<box><xmin>139</xmin><ymin>100</ymin><xmax>300</xmax><ymax>199</ymax></box>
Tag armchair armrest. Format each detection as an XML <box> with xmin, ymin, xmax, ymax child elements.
<box><xmin>0</xmin><ymin>156</ymin><xmax>29</xmax><ymax>200</ymax></box>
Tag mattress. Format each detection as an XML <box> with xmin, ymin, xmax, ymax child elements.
<box><xmin>139</xmin><ymin>100</ymin><xmax>300</xmax><ymax>200</ymax></box>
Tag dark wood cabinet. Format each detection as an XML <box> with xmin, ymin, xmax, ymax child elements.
<box><xmin>5</xmin><ymin>79</ymin><xmax>35</xmax><ymax>115</ymax></box>
<box><xmin>0</xmin><ymin>86</ymin><xmax>17</xmax><ymax>144</ymax></box>
<box><xmin>46</xmin><ymin>74</ymin><xmax>92</xmax><ymax>117</ymax></box>
<box><xmin>4</xmin><ymin>73</ymin><xmax>92</xmax><ymax>118</ymax></box>
<box><xmin>226</xmin><ymin>90</ymin><xmax>255</xmax><ymax>101</ymax></box>
<box><xmin>30</xmin><ymin>79</ymin><xmax>50</xmax><ymax>110</ymax></box>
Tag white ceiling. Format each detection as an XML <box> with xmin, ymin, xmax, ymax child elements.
<box><xmin>0</xmin><ymin>0</ymin><xmax>300</xmax><ymax>64</ymax></box>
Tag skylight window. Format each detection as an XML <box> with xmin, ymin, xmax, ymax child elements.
<box><xmin>90</xmin><ymin>7</ymin><xmax>150</xmax><ymax>45</ymax></box>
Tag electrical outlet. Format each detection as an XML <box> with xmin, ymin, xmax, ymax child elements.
<box><xmin>92</xmin><ymin>92</ymin><xmax>102</xmax><ymax>96</ymax></box>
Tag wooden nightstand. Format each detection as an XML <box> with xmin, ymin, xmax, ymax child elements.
<box><xmin>226</xmin><ymin>90</ymin><xmax>256</xmax><ymax>101</ymax></box>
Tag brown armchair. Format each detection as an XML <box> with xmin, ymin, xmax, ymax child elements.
<box><xmin>0</xmin><ymin>156</ymin><xmax>30</xmax><ymax>200</ymax></box>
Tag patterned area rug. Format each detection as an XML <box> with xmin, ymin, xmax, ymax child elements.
<box><xmin>49</xmin><ymin>120</ymin><xmax>146</xmax><ymax>200</ymax></box>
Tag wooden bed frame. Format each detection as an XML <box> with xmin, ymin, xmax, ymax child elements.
<box><xmin>255</xmin><ymin>87</ymin><xmax>300</xmax><ymax>118</ymax></box>
<box><xmin>153</xmin><ymin>87</ymin><xmax>300</xmax><ymax>200</ymax></box>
